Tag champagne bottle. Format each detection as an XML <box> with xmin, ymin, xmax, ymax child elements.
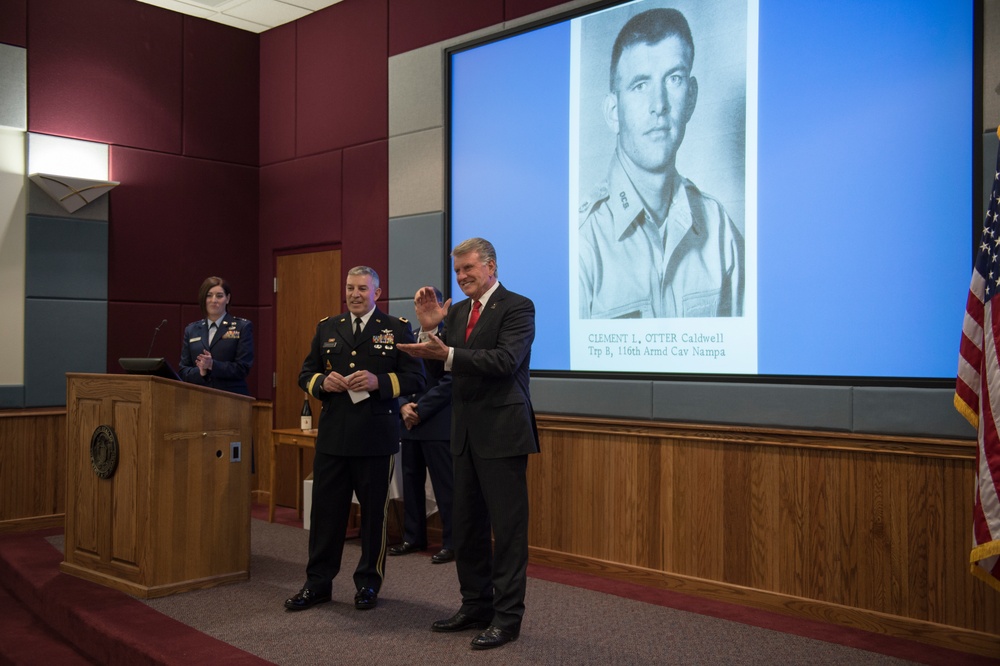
<box><xmin>300</xmin><ymin>396</ymin><xmax>313</xmax><ymax>431</ymax></box>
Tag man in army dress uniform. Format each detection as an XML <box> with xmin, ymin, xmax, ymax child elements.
<box><xmin>284</xmin><ymin>266</ymin><xmax>425</xmax><ymax>612</ymax></box>
<box><xmin>579</xmin><ymin>7</ymin><xmax>744</xmax><ymax>319</ymax></box>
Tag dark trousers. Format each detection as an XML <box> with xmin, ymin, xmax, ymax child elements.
<box><xmin>306</xmin><ymin>451</ymin><xmax>394</xmax><ymax>593</ymax></box>
<box><xmin>400</xmin><ymin>438</ymin><xmax>454</xmax><ymax>549</ymax></box>
<box><xmin>452</xmin><ymin>445</ymin><xmax>529</xmax><ymax>631</ymax></box>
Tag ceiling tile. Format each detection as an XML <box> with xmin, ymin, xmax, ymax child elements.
<box><xmin>225</xmin><ymin>0</ymin><xmax>311</xmax><ymax>27</ymax></box>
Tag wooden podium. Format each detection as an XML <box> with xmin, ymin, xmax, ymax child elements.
<box><xmin>62</xmin><ymin>373</ymin><xmax>253</xmax><ymax>599</ymax></box>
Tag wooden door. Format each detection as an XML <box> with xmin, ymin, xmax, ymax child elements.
<box><xmin>273</xmin><ymin>249</ymin><xmax>341</xmax><ymax>507</ymax></box>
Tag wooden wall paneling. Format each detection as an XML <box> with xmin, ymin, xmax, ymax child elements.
<box><xmin>749</xmin><ymin>445</ymin><xmax>781</xmax><ymax>591</ymax></box>
<box><xmin>656</xmin><ymin>433</ymin><xmax>675</xmax><ymax>574</ymax></box>
<box><xmin>722</xmin><ymin>442</ymin><xmax>751</xmax><ymax>586</ymax></box>
<box><xmin>529</xmin><ymin>416</ymin><xmax>1000</xmax><ymax>657</ymax></box>
<box><xmin>0</xmin><ymin>408</ymin><xmax>65</xmax><ymax>532</ymax></box>
<box><xmin>251</xmin><ymin>401</ymin><xmax>273</xmax><ymax>503</ymax></box>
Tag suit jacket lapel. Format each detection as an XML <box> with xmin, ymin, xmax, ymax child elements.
<box><xmin>208</xmin><ymin>318</ymin><xmax>229</xmax><ymax>350</ymax></box>
<box><xmin>190</xmin><ymin>320</ymin><xmax>208</xmax><ymax>354</ymax></box>
<box><xmin>453</xmin><ymin>300</ymin><xmax>471</xmax><ymax>347</ymax></box>
<box><xmin>339</xmin><ymin>316</ymin><xmax>359</xmax><ymax>349</ymax></box>
<box><xmin>465</xmin><ymin>285</ymin><xmax>505</xmax><ymax>346</ymax></box>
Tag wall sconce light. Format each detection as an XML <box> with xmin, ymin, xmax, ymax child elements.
<box><xmin>28</xmin><ymin>173</ymin><xmax>119</xmax><ymax>214</ymax></box>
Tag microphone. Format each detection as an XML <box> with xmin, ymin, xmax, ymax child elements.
<box><xmin>147</xmin><ymin>319</ymin><xmax>167</xmax><ymax>357</ymax></box>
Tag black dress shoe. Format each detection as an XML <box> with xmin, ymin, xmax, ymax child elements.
<box><xmin>431</xmin><ymin>612</ymin><xmax>491</xmax><ymax>633</ymax></box>
<box><xmin>470</xmin><ymin>625</ymin><xmax>519</xmax><ymax>650</ymax></box>
<box><xmin>284</xmin><ymin>588</ymin><xmax>331</xmax><ymax>612</ymax></box>
<box><xmin>354</xmin><ymin>587</ymin><xmax>378</xmax><ymax>610</ymax></box>
<box><xmin>389</xmin><ymin>541</ymin><xmax>426</xmax><ymax>556</ymax></box>
<box><xmin>431</xmin><ymin>548</ymin><xmax>455</xmax><ymax>564</ymax></box>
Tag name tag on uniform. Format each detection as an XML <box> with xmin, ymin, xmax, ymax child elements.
<box><xmin>189</xmin><ymin>336</ymin><xmax>202</xmax><ymax>343</ymax></box>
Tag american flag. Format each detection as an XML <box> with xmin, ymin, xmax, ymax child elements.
<box><xmin>956</xmin><ymin>134</ymin><xmax>1000</xmax><ymax>593</ymax></box>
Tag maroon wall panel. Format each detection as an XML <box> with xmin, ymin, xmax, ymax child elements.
<box><xmin>341</xmin><ymin>141</ymin><xmax>388</xmax><ymax>289</ymax></box>
<box><xmin>504</xmin><ymin>0</ymin><xmax>572</xmax><ymax>23</ymax></box>
<box><xmin>1</xmin><ymin>0</ymin><xmax>27</xmax><ymax>47</ymax></box>
<box><xmin>107</xmin><ymin>302</ymin><xmax>183</xmax><ymax>372</ymax></box>
<box><xmin>183</xmin><ymin>17</ymin><xmax>259</xmax><ymax>166</ymax></box>
<box><xmin>258</xmin><ymin>151</ymin><xmax>343</xmax><ymax>306</ymax></box>
<box><xmin>388</xmin><ymin>0</ymin><xmax>503</xmax><ymax>56</ymax></box>
<box><xmin>260</xmin><ymin>23</ymin><xmax>297</xmax><ymax>166</ymax></box>
<box><xmin>108</xmin><ymin>146</ymin><xmax>258</xmax><ymax>305</ymax></box>
<box><xmin>296</xmin><ymin>0</ymin><xmax>387</xmax><ymax>156</ymax></box>
<box><xmin>28</xmin><ymin>0</ymin><xmax>183</xmax><ymax>152</ymax></box>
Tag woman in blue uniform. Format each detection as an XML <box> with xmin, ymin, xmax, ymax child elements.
<box><xmin>179</xmin><ymin>276</ymin><xmax>254</xmax><ymax>396</ymax></box>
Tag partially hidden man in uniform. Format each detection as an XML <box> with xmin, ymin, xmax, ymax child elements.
<box><xmin>390</xmin><ymin>286</ymin><xmax>456</xmax><ymax>565</ymax></box>
<box><xmin>179</xmin><ymin>276</ymin><xmax>254</xmax><ymax>395</ymax></box>
<box><xmin>579</xmin><ymin>7</ymin><xmax>744</xmax><ymax>319</ymax></box>
<box><xmin>398</xmin><ymin>238</ymin><xmax>539</xmax><ymax>650</ymax></box>
<box><xmin>284</xmin><ymin>265</ymin><xmax>425</xmax><ymax>613</ymax></box>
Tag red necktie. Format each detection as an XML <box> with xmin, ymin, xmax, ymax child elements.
<box><xmin>465</xmin><ymin>300</ymin><xmax>481</xmax><ymax>341</ymax></box>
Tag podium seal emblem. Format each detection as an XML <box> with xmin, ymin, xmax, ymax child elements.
<box><xmin>90</xmin><ymin>425</ymin><xmax>119</xmax><ymax>479</ymax></box>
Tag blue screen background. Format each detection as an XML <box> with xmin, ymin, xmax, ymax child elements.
<box><xmin>450</xmin><ymin>0</ymin><xmax>973</xmax><ymax>379</ymax></box>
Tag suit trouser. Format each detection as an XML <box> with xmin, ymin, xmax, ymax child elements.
<box><xmin>400</xmin><ymin>438</ymin><xmax>455</xmax><ymax>549</ymax></box>
<box><xmin>452</xmin><ymin>446</ymin><xmax>529</xmax><ymax>631</ymax></box>
<box><xmin>305</xmin><ymin>451</ymin><xmax>394</xmax><ymax>593</ymax></box>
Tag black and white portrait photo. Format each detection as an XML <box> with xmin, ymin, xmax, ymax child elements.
<box><xmin>572</xmin><ymin>0</ymin><xmax>752</xmax><ymax>320</ymax></box>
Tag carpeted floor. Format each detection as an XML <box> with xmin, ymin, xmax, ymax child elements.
<box><xmin>54</xmin><ymin>518</ymin><xmax>959</xmax><ymax>666</ymax></box>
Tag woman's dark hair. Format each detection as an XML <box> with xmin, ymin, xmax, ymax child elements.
<box><xmin>198</xmin><ymin>276</ymin><xmax>231</xmax><ymax>317</ymax></box>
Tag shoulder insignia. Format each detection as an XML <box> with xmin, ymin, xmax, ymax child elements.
<box><xmin>320</xmin><ymin>316</ymin><xmax>330</xmax><ymax>322</ymax></box>
<box><xmin>579</xmin><ymin>183</ymin><xmax>610</xmax><ymax>216</ymax></box>
<box><xmin>399</xmin><ymin>316</ymin><xmax>409</xmax><ymax>323</ymax></box>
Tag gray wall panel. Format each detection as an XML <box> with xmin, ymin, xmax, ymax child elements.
<box><xmin>25</xmin><ymin>298</ymin><xmax>107</xmax><ymax>407</ymax></box>
<box><xmin>0</xmin><ymin>44</ymin><xmax>26</xmax><ymax>131</ymax></box>
<box><xmin>388</xmin><ymin>45</ymin><xmax>444</xmax><ymax>137</ymax></box>
<box><xmin>853</xmin><ymin>387</ymin><xmax>974</xmax><ymax>439</ymax></box>
<box><xmin>388</xmin><ymin>212</ymin><xmax>448</xmax><ymax>300</ymax></box>
<box><xmin>388</xmin><ymin>128</ymin><xmax>444</xmax><ymax>219</ymax></box>
<box><xmin>530</xmin><ymin>376</ymin><xmax>653</xmax><ymax>420</ymax></box>
<box><xmin>388</xmin><ymin>298</ymin><xmax>418</xmax><ymax>325</ymax></box>
<box><xmin>28</xmin><ymin>180</ymin><xmax>110</xmax><ymax>220</ymax></box>
<box><xmin>26</xmin><ymin>215</ymin><xmax>108</xmax><ymax>299</ymax></box>
<box><xmin>653</xmin><ymin>382</ymin><xmax>853</xmax><ymax>431</ymax></box>
<box><xmin>0</xmin><ymin>386</ymin><xmax>24</xmax><ymax>409</ymax></box>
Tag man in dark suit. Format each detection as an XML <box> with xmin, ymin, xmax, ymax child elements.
<box><xmin>284</xmin><ymin>266</ymin><xmax>425</xmax><ymax>613</ymax></box>
<box><xmin>398</xmin><ymin>238</ymin><xmax>538</xmax><ymax>650</ymax></box>
<box><xmin>390</xmin><ymin>287</ymin><xmax>456</xmax><ymax>564</ymax></box>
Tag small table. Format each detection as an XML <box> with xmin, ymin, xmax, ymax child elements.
<box><xmin>269</xmin><ymin>428</ymin><xmax>317</xmax><ymax>522</ymax></box>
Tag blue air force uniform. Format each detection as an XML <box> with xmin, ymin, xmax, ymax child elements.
<box><xmin>179</xmin><ymin>316</ymin><xmax>254</xmax><ymax>396</ymax></box>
